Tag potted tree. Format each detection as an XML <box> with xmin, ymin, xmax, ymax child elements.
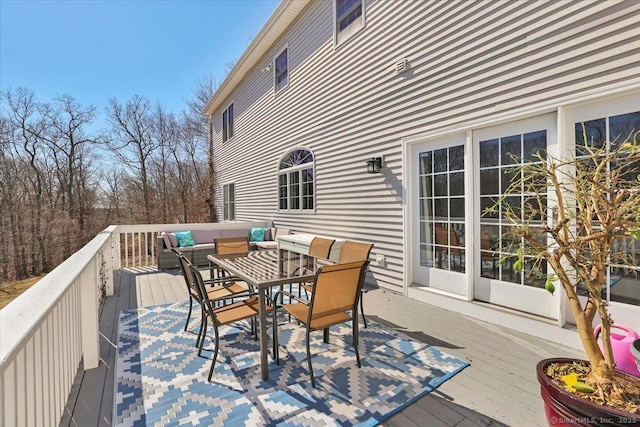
<box><xmin>489</xmin><ymin>126</ymin><xmax>640</xmax><ymax>424</ymax></box>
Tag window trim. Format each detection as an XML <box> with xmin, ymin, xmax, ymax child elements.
<box><xmin>273</xmin><ymin>45</ymin><xmax>289</xmax><ymax>94</ymax></box>
<box><xmin>223</xmin><ymin>182</ymin><xmax>235</xmax><ymax>221</ymax></box>
<box><xmin>333</xmin><ymin>0</ymin><xmax>366</xmax><ymax>48</ymax></box>
<box><xmin>277</xmin><ymin>147</ymin><xmax>316</xmax><ymax>213</ymax></box>
<box><xmin>222</xmin><ymin>102</ymin><xmax>234</xmax><ymax>143</ymax></box>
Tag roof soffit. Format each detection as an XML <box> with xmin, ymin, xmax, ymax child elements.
<box><xmin>203</xmin><ymin>0</ymin><xmax>311</xmax><ymax>116</ymax></box>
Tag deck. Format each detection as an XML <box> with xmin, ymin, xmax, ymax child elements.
<box><xmin>61</xmin><ymin>266</ymin><xmax>582</xmax><ymax>427</ymax></box>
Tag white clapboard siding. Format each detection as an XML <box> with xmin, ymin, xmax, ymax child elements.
<box><xmin>210</xmin><ymin>0</ymin><xmax>640</xmax><ymax>291</ymax></box>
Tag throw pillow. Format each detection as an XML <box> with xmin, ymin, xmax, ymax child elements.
<box><xmin>167</xmin><ymin>232</ymin><xmax>179</xmax><ymax>248</ymax></box>
<box><xmin>175</xmin><ymin>231</ymin><xmax>195</xmax><ymax>247</ymax></box>
<box><xmin>249</xmin><ymin>227</ymin><xmax>266</xmax><ymax>242</ymax></box>
<box><xmin>162</xmin><ymin>232</ymin><xmax>173</xmax><ymax>249</ymax></box>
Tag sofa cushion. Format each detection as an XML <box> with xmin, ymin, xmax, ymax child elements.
<box><xmin>175</xmin><ymin>231</ymin><xmax>195</xmax><ymax>247</ymax></box>
<box><xmin>220</xmin><ymin>229</ymin><xmax>248</xmax><ymax>238</ymax></box>
<box><xmin>275</xmin><ymin>228</ymin><xmax>291</xmax><ymax>239</ymax></box>
<box><xmin>162</xmin><ymin>233</ymin><xmax>173</xmax><ymax>250</ymax></box>
<box><xmin>191</xmin><ymin>229</ymin><xmax>221</xmax><ymax>244</ymax></box>
<box><xmin>163</xmin><ymin>232</ymin><xmax>178</xmax><ymax>248</ymax></box>
<box><xmin>255</xmin><ymin>241</ymin><xmax>278</xmax><ymax>250</ymax></box>
<box><xmin>250</xmin><ymin>227</ymin><xmax>266</xmax><ymax>242</ymax></box>
<box><xmin>192</xmin><ymin>243</ymin><xmax>216</xmax><ymax>251</ymax></box>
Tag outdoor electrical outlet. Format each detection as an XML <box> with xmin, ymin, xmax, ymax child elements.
<box><xmin>375</xmin><ymin>254</ymin><xmax>386</xmax><ymax>267</ymax></box>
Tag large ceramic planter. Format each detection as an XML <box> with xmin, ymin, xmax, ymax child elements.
<box><xmin>536</xmin><ymin>358</ymin><xmax>640</xmax><ymax>426</ymax></box>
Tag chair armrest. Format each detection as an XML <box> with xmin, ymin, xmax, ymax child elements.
<box><xmin>157</xmin><ymin>235</ymin><xmax>167</xmax><ymax>252</ymax></box>
<box><xmin>273</xmin><ymin>290</ymin><xmax>309</xmax><ymax>305</ymax></box>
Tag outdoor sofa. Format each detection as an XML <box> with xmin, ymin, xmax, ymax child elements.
<box><xmin>157</xmin><ymin>226</ymin><xmax>291</xmax><ymax>269</ymax></box>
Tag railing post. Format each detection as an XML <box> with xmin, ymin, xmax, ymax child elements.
<box><xmin>103</xmin><ymin>242</ymin><xmax>114</xmax><ymax>297</ymax></box>
<box><xmin>80</xmin><ymin>258</ymin><xmax>99</xmax><ymax>370</ymax></box>
<box><xmin>113</xmin><ymin>232</ymin><xmax>122</xmax><ymax>270</ymax></box>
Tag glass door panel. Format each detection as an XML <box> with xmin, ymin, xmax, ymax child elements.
<box><xmin>411</xmin><ymin>133</ymin><xmax>468</xmax><ymax>297</ymax></box>
<box><xmin>574</xmin><ymin>110</ymin><xmax>640</xmax><ymax>307</ymax></box>
<box><xmin>473</xmin><ymin>114</ymin><xmax>558</xmax><ymax>319</ymax></box>
<box><xmin>419</xmin><ymin>146</ymin><xmax>466</xmax><ymax>273</ymax></box>
<box><xmin>562</xmin><ymin>92</ymin><xmax>640</xmax><ymax>328</ymax></box>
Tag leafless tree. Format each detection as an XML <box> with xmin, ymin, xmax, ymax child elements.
<box><xmin>1</xmin><ymin>76</ymin><xmax>221</xmax><ymax>284</ymax></box>
<box><xmin>185</xmin><ymin>74</ymin><xmax>218</xmax><ymax>221</ymax></box>
<box><xmin>150</xmin><ymin>103</ymin><xmax>179</xmax><ymax>223</ymax></box>
<box><xmin>106</xmin><ymin>96</ymin><xmax>157</xmax><ymax>223</ymax></box>
<box><xmin>0</xmin><ymin>88</ymin><xmax>105</xmax><ymax>281</ymax></box>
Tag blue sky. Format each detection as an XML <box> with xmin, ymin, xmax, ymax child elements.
<box><xmin>0</xmin><ymin>0</ymin><xmax>279</xmax><ymax>126</ymax></box>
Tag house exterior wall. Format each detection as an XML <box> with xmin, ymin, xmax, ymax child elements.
<box><xmin>210</xmin><ymin>0</ymin><xmax>640</xmax><ymax>293</ymax></box>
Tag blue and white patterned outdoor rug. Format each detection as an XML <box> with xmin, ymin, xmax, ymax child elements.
<box><xmin>114</xmin><ymin>300</ymin><xmax>469</xmax><ymax>426</ymax></box>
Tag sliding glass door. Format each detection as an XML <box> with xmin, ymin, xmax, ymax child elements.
<box><xmin>473</xmin><ymin>115</ymin><xmax>559</xmax><ymax>319</ymax></box>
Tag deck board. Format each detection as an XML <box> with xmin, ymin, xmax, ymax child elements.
<box><xmin>64</xmin><ymin>267</ymin><xmax>584</xmax><ymax>426</ymax></box>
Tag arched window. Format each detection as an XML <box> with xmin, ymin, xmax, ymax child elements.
<box><xmin>278</xmin><ymin>148</ymin><xmax>314</xmax><ymax>211</ymax></box>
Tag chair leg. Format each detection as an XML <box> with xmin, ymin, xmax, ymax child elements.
<box><xmin>353</xmin><ymin>314</ymin><xmax>361</xmax><ymax>368</ymax></box>
<box><xmin>198</xmin><ymin>314</ymin><xmax>208</xmax><ymax>357</ymax></box>
<box><xmin>287</xmin><ymin>284</ymin><xmax>292</xmax><ymax>322</ymax></box>
<box><xmin>208</xmin><ymin>326</ymin><xmax>220</xmax><ymax>382</ymax></box>
<box><xmin>196</xmin><ymin>308</ymin><xmax>205</xmax><ymax>348</ymax></box>
<box><xmin>306</xmin><ymin>330</ymin><xmax>315</xmax><ymax>388</ymax></box>
<box><xmin>252</xmin><ymin>317</ymin><xmax>257</xmax><ymax>340</ymax></box>
<box><xmin>272</xmin><ymin>306</ymin><xmax>279</xmax><ymax>364</ymax></box>
<box><xmin>360</xmin><ymin>292</ymin><xmax>367</xmax><ymax>329</ymax></box>
<box><xmin>184</xmin><ymin>295</ymin><xmax>193</xmax><ymax>331</ymax></box>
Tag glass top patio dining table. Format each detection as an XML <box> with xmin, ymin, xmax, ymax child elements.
<box><xmin>207</xmin><ymin>249</ymin><xmax>333</xmax><ymax>380</ymax></box>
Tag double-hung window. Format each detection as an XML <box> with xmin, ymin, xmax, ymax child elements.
<box><xmin>223</xmin><ymin>183</ymin><xmax>235</xmax><ymax>221</ymax></box>
<box><xmin>274</xmin><ymin>47</ymin><xmax>288</xmax><ymax>93</ymax></box>
<box><xmin>222</xmin><ymin>103</ymin><xmax>234</xmax><ymax>142</ymax></box>
<box><xmin>335</xmin><ymin>0</ymin><xmax>364</xmax><ymax>45</ymax></box>
<box><xmin>278</xmin><ymin>149</ymin><xmax>314</xmax><ymax>212</ymax></box>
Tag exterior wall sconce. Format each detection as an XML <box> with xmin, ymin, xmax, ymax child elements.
<box><xmin>366</xmin><ymin>157</ymin><xmax>383</xmax><ymax>174</ymax></box>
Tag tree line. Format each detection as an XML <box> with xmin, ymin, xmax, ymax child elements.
<box><xmin>0</xmin><ymin>76</ymin><xmax>217</xmax><ymax>282</ymax></box>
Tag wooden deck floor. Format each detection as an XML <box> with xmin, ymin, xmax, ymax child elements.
<box><xmin>61</xmin><ymin>266</ymin><xmax>583</xmax><ymax>427</ymax></box>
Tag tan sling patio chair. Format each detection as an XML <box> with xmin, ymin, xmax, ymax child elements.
<box><xmin>173</xmin><ymin>249</ymin><xmax>251</xmax><ymax>347</ymax></box>
<box><xmin>338</xmin><ymin>240</ymin><xmax>374</xmax><ymax>328</ymax></box>
<box><xmin>308</xmin><ymin>237</ymin><xmax>335</xmax><ymax>259</ymax></box>
<box><xmin>211</xmin><ymin>237</ymin><xmax>251</xmax><ymax>283</ymax></box>
<box><xmin>272</xmin><ymin>260</ymin><xmax>370</xmax><ymax>388</ymax></box>
<box><xmin>300</xmin><ymin>237</ymin><xmax>336</xmax><ymax>293</ymax></box>
<box><xmin>215</xmin><ymin>236</ymin><xmax>250</xmax><ymax>254</ymax></box>
<box><xmin>189</xmin><ymin>264</ymin><xmax>271</xmax><ymax>382</ymax></box>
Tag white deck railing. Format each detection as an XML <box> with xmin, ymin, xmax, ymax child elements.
<box><xmin>0</xmin><ymin>221</ymin><xmax>270</xmax><ymax>427</ymax></box>
<box><xmin>0</xmin><ymin>226</ymin><xmax>118</xmax><ymax>427</ymax></box>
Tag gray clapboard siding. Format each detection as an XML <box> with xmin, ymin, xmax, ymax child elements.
<box><xmin>210</xmin><ymin>0</ymin><xmax>640</xmax><ymax>292</ymax></box>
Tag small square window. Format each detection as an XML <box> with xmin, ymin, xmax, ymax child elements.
<box><xmin>223</xmin><ymin>183</ymin><xmax>235</xmax><ymax>221</ymax></box>
<box><xmin>222</xmin><ymin>103</ymin><xmax>234</xmax><ymax>142</ymax></box>
<box><xmin>274</xmin><ymin>47</ymin><xmax>288</xmax><ymax>93</ymax></box>
<box><xmin>335</xmin><ymin>0</ymin><xmax>364</xmax><ymax>45</ymax></box>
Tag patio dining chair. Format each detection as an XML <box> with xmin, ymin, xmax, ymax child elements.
<box><xmin>174</xmin><ymin>249</ymin><xmax>252</xmax><ymax>347</ymax></box>
<box><xmin>189</xmin><ymin>264</ymin><xmax>270</xmax><ymax>382</ymax></box>
<box><xmin>299</xmin><ymin>237</ymin><xmax>335</xmax><ymax>296</ymax></box>
<box><xmin>272</xmin><ymin>260</ymin><xmax>370</xmax><ymax>388</ymax></box>
<box><xmin>339</xmin><ymin>240</ymin><xmax>374</xmax><ymax>328</ymax></box>
<box><xmin>211</xmin><ymin>237</ymin><xmax>250</xmax><ymax>283</ymax></box>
